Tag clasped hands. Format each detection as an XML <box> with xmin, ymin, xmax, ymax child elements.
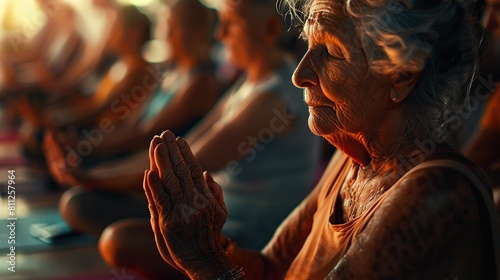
<box><xmin>144</xmin><ymin>130</ymin><xmax>234</xmax><ymax>279</ymax></box>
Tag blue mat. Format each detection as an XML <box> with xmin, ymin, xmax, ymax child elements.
<box><xmin>0</xmin><ymin>209</ymin><xmax>96</xmax><ymax>253</ymax></box>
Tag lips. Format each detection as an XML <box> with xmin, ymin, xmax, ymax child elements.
<box><xmin>304</xmin><ymin>90</ymin><xmax>333</xmax><ymax>108</ymax></box>
<box><xmin>308</xmin><ymin>106</ymin><xmax>335</xmax><ymax>114</ymax></box>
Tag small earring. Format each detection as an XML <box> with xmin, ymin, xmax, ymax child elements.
<box><xmin>390</xmin><ymin>88</ymin><xmax>399</xmax><ymax>102</ymax></box>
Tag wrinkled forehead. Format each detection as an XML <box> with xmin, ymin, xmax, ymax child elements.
<box><xmin>304</xmin><ymin>0</ymin><xmax>354</xmax><ymax>36</ymax></box>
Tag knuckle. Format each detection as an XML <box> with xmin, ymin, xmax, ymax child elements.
<box><xmin>190</xmin><ymin>165</ymin><xmax>204</xmax><ymax>180</ymax></box>
<box><xmin>174</xmin><ymin>162</ymin><xmax>190</xmax><ymax>177</ymax></box>
<box><xmin>154</xmin><ymin>192</ymin><xmax>171</xmax><ymax>213</ymax></box>
<box><xmin>165</xmin><ymin>175</ymin><xmax>180</xmax><ymax>188</ymax></box>
<box><xmin>192</xmin><ymin>190</ymin><xmax>209</xmax><ymax>209</ymax></box>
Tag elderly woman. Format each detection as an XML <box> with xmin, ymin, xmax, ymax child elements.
<box><xmin>144</xmin><ymin>0</ymin><xmax>500</xmax><ymax>279</ymax></box>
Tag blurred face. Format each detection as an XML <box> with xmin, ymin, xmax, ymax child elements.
<box><xmin>293</xmin><ymin>0</ymin><xmax>391</xmax><ymax>148</ymax></box>
<box><xmin>166</xmin><ymin>12</ymin><xmax>190</xmax><ymax>61</ymax></box>
<box><xmin>215</xmin><ymin>1</ymin><xmax>265</xmax><ymax>69</ymax></box>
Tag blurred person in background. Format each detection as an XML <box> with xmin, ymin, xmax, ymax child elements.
<box><xmin>43</xmin><ymin>4</ymin><xmax>153</xmax><ymax>130</ymax></box>
<box><xmin>43</xmin><ymin>0</ymin><xmax>222</xmax><ymax>206</ymax></box>
<box><xmin>465</xmin><ymin>0</ymin><xmax>500</xmax><ymax>214</ymax></box>
<box><xmin>47</xmin><ymin>0</ymin><xmax>321</xmax><ymax>278</ymax></box>
<box><xmin>0</xmin><ymin>2</ymin><xmax>151</xmax><ymax>165</ymax></box>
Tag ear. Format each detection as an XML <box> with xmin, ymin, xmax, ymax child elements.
<box><xmin>390</xmin><ymin>71</ymin><xmax>420</xmax><ymax>102</ymax></box>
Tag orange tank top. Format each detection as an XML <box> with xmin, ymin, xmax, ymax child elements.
<box><xmin>285</xmin><ymin>153</ymin><xmax>500</xmax><ymax>279</ymax></box>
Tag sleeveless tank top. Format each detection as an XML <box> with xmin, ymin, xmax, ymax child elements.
<box><xmin>140</xmin><ymin>62</ymin><xmax>215</xmax><ymax>136</ymax></box>
<box><xmin>285</xmin><ymin>152</ymin><xmax>500</xmax><ymax>279</ymax></box>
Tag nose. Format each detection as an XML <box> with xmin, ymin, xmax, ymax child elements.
<box><xmin>292</xmin><ymin>50</ymin><xmax>319</xmax><ymax>88</ymax></box>
<box><xmin>483</xmin><ymin>7</ymin><xmax>498</xmax><ymax>32</ymax></box>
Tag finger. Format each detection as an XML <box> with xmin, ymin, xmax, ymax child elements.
<box><xmin>143</xmin><ymin>170</ymin><xmax>183</xmax><ymax>272</ymax></box>
<box><xmin>143</xmin><ymin>170</ymin><xmax>160</xmax><ymax>230</ymax></box>
<box><xmin>145</xmin><ymin>169</ymin><xmax>173</xmax><ymax>220</ymax></box>
<box><xmin>43</xmin><ymin>132</ymin><xmax>69</xmax><ymax>184</ymax></box>
<box><xmin>154</xmin><ymin>143</ymin><xmax>183</xmax><ymax>197</ymax></box>
<box><xmin>160</xmin><ymin>130</ymin><xmax>194</xmax><ymax>193</ymax></box>
<box><xmin>42</xmin><ymin>130</ymin><xmax>53</xmax><ymax>152</ymax></box>
<box><xmin>176</xmin><ymin>137</ymin><xmax>206</xmax><ymax>193</ymax></box>
<box><xmin>43</xmin><ymin>131</ymin><xmax>61</xmax><ymax>162</ymax></box>
<box><xmin>42</xmin><ymin>132</ymin><xmax>55</xmax><ymax>164</ymax></box>
<box><xmin>204</xmin><ymin>171</ymin><xmax>228</xmax><ymax>215</ymax></box>
<box><xmin>149</xmin><ymin>136</ymin><xmax>162</xmax><ymax>171</ymax></box>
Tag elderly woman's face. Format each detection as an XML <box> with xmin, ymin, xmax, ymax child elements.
<box><xmin>293</xmin><ymin>0</ymin><xmax>391</xmax><ymax>148</ymax></box>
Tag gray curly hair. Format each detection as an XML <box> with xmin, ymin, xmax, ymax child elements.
<box><xmin>279</xmin><ymin>0</ymin><xmax>482</xmax><ymax>138</ymax></box>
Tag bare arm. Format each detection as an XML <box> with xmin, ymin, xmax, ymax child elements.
<box><xmin>465</xmin><ymin>128</ymin><xmax>500</xmax><ymax>186</ymax></box>
<box><xmin>49</xmin><ymin>62</ymin><xmax>150</xmax><ymax>128</ymax></box>
<box><xmin>329</xmin><ymin>168</ymin><xmax>484</xmax><ymax>279</ymax></box>
<box><xmin>184</xmin><ymin>91</ymin><xmax>230</xmax><ymax>143</ymax></box>
<box><xmin>88</xmin><ymin>73</ymin><xmax>220</xmax><ymax>157</ymax></box>
<box><xmin>464</xmin><ymin>92</ymin><xmax>500</xmax><ymax>186</ymax></box>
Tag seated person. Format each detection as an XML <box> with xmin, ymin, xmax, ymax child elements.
<box><xmin>464</xmin><ymin>0</ymin><xmax>500</xmax><ymax>213</ymax></box>
<box><xmin>44</xmin><ymin>4</ymin><xmax>153</xmax><ymax>131</ymax></box>
<box><xmin>0</xmin><ymin>0</ymin><xmax>87</xmax><ymax>161</ymax></box>
<box><xmin>465</xmin><ymin>86</ymin><xmax>500</xmax><ymax>208</ymax></box>
<box><xmin>141</xmin><ymin>0</ymin><xmax>500</xmax><ymax>279</ymax></box>
<box><xmin>39</xmin><ymin>0</ymin><xmax>121</xmax><ymax>99</ymax></box>
<box><xmin>47</xmin><ymin>1</ymin><xmax>321</xmax><ymax>278</ymax></box>
<box><xmin>43</xmin><ymin>0</ymin><xmax>221</xmax><ymax>167</ymax></box>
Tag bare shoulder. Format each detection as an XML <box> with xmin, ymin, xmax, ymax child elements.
<box><xmin>371</xmin><ymin>165</ymin><xmax>484</xmax><ymax>276</ymax></box>
<box><xmin>230</xmin><ymin>91</ymin><xmax>292</xmax><ymax>129</ymax></box>
<box><xmin>331</xmin><ymin>163</ymin><xmax>488</xmax><ymax>279</ymax></box>
<box><xmin>385</xmin><ymin>165</ymin><xmax>484</xmax><ymax>222</ymax></box>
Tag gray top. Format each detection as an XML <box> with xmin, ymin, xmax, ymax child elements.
<box><xmin>216</xmin><ymin>58</ymin><xmax>321</xmax><ymax>250</ymax></box>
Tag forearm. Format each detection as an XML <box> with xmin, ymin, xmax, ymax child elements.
<box><xmin>91</xmin><ymin>125</ymin><xmax>154</xmax><ymax>157</ymax></box>
<box><xmin>48</xmin><ymin>101</ymin><xmax>106</xmax><ymax>129</ymax></box>
<box><xmin>86</xmin><ymin>166</ymin><xmax>144</xmax><ymax>192</ymax></box>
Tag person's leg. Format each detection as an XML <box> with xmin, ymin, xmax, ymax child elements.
<box><xmin>59</xmin><ymin>187</ymin><xmax>149</xmax><ymax>236</ymax></box>
<box><xmin>99</xmin><ymin>219</ymin><xmax>188</xmax><ymax>279</ymax></box>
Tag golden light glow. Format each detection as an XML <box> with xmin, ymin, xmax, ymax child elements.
<box><xmin>123</xmin><ymin>0</ymin><xmax>156</xmax><ymax>7</ymax></box>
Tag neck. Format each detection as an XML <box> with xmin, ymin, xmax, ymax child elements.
<box><xmin>245</xmin><ymin>47</ymin><xmax>286</xmax><ymax>83</ymax></box>
<box><xmin>346</xmin><ymin>109</ymin><xmax>419</xmax><ymax>174</ymax></box>
<box><xmin>363</xmin><ymin>119</ymin><xmax>422</xmax><ymax>178</ymax></box>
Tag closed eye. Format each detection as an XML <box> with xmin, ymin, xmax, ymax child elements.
<box><xmin>325</xmin><ymin>44</ymin><xmax>345</xmax><ymax>60</ymax></box>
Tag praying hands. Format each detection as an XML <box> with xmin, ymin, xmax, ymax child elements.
<box><xmin>144</xmin><ymin>130</ymin><xmax>236</xmax><ymax>279</ymax></box>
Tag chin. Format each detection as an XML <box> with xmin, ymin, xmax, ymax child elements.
<box><xmin>308</xmin><ymin>107</ymin><xmax>336</xmax><ymax>137</ymax></box>
<box><xmin>308</xmin><ymin>110</ymin><xmax>337</xmax><ymax>137</ymax></box>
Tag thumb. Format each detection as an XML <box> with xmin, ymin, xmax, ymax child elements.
<box><xmin>203</xmin><ymin>171</ymin><xmax>227</xmax><ymax>214</ymax></box>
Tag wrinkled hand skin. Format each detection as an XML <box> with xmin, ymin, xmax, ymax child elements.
<box><xmin>144</xmin><ymin>130</ymin><xmax>232</xmax><ymax>279</ymax></box>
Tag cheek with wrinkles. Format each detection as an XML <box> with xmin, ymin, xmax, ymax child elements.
<box><xmin>320</xmin><ymin>60</ymin><xmax>369</xmax><ymax>131</ymax></box>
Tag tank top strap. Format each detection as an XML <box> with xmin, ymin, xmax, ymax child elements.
<box><xmin>403</xmin><ymin>160</ymin><xmax>500</xmax><ymax>279</ymax></box>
